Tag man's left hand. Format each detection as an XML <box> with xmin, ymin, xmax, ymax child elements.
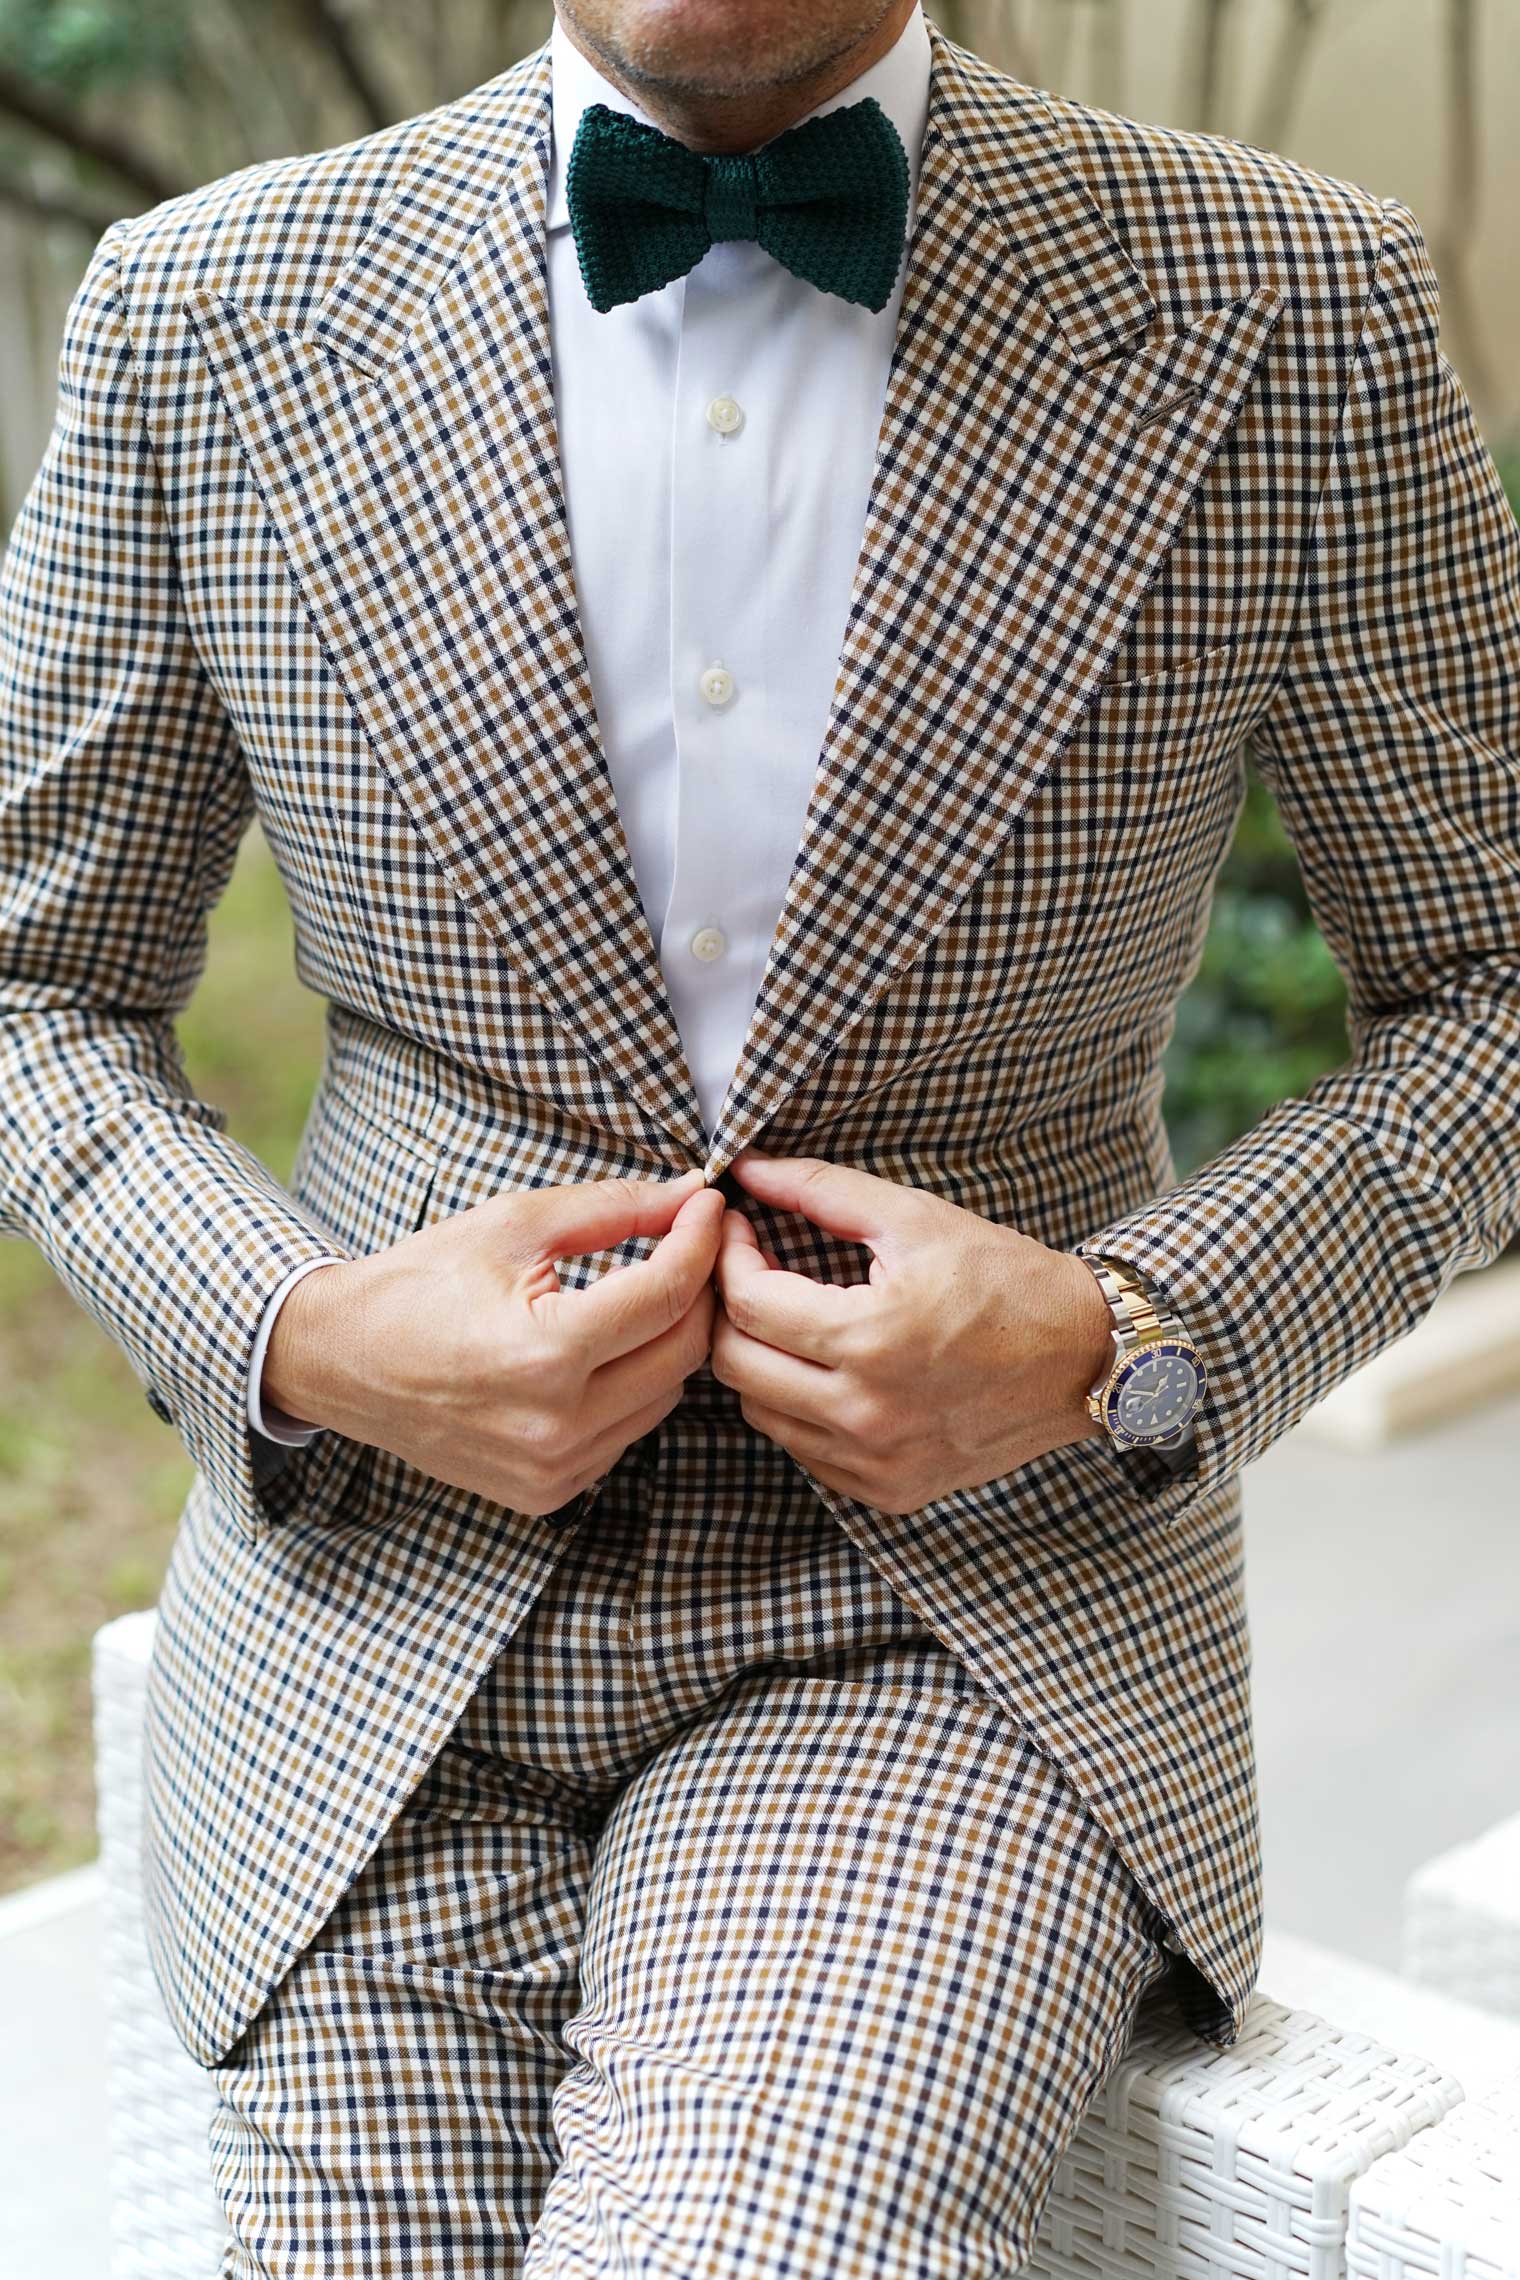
<box><xmin>710</xmin><ymin>1151</ymin><xmax>1116</xmax><ymax>1513</ymax></box>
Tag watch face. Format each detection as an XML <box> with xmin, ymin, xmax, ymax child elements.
<box><xmin>1109</xmin><ymin>1341</ymin><xmax>1203</xmax><ymax>1441</ymax></box>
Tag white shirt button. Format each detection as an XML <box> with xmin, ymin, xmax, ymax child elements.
<box><xmin>698</xmin><ymin>663</ymin><xmax>735</xmax><ymax>707</ymax></box>
<box><xmin>689</xmin><ymin>926</ymin><xmax>727</xmax><ymax>963</ymax></box>
<box><xmin>706</xmin><ymin>393</ymin><xmax>744</xmax><ymax>436</ymax></box>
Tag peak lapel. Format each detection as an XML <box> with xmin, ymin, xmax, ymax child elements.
<box><xmin>703</xmin><ymin>22</ymin><xmax>1284</xmax><ymax>1177</ymax></box>
<box><xmin>184</xmin><ymin>43</ymin><xmax>709</xmax><ymax>1157</ymax></box>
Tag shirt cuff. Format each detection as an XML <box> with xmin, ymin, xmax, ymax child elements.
<box><xmin>247</xmin><ymin>1257</ymin><xmax>345</xmax><ymax>1445</ymax></box>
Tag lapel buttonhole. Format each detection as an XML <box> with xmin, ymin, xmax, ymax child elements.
<box><xmin>1133</xmin><ymin>379</ymin><xmax>1203</xmax><ymax>434</ymax></box>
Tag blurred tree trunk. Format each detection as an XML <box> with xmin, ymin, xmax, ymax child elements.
<box><xmin>1185</xmin><ymin>0</ymin><xmax>1236</xmax><ymax>127</ymax></box>
<box><xmin>1431</xmin><ymin>0</ymin><xmax>1498</xmax><ymax>410</ymax></box>
<box><xmin>1251</xmin><ymin>0</ymin><xmax>1326</xmax><ymax>150</ymax></box>
<box><xmin>0</xmin><ymin>0</ymin><xmax>1514</xmax><ymax>533</ymax></box>
<box><xmin>1089</xmin><ymin>0</ymin><xmax>1127</xmax><ymax>111</ymax></box>
<box><xmin>931</xmin><ymin>0</ymin><xmax>1037</xmax><ymax>78</ymax></box>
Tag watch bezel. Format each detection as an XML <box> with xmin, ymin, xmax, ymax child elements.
<box><xmin>1096</xmin><ymin>1335</ymin><xmax>1207</xmax><ymax>1447</ymax></box>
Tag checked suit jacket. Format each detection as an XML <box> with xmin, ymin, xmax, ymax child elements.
<box><xmin>2</xmin><ymin>17</ymin><xmax>1517</xmax><ymax>2070</ymax></box>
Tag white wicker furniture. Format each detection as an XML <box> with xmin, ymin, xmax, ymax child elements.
<box><xmin>1403</xmin><ymin>1816</ymin><xmax>1520</xmax><ymax>2022</ymax></box>
<box><xmin>1028</xmin><ymin>1994</ymin><xmax>1461</xmax><ymax>2280</ymax></box>
<box><xmin>92</xmin><ymin>1611</ymin><xmax>227</xmax><ymax>2280</ymax></box>
<box><xmin>93</xmin><ymin>1607</ymin><xmax>1497</xmax><ymax>2280</ymax></box>
<box><xmin>1348</xmin><ymin>2068</ymin><xmax>1520</xmax><ymax>2280</ymax></box>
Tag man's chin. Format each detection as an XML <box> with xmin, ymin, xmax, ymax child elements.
<box><xmin>555</xmin><ymin>0</ymin><xmax>879</xmax><ymax>106</ymax></box>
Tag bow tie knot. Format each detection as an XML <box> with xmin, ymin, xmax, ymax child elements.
<box><xmin>703</xmin><ymin>153</ymin><xmax>761</xmax><ymax>243</ymax></box>
<box><xmin>565</xmin><ymin>95</ymin><xmax>910</xmax><ymax>314</ymax></box>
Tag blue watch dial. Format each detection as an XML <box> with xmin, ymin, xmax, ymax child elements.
<box><xmin>1107</xmin><ymin>1341</ymin><xmax>1202</xmax><ymax>1440</ymax></box>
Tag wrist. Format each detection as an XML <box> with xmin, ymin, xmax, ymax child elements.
<box><xmin>1070</xmin><ymin>1252</ymin><xmax>1118</xmax><ymax>1383</ymax></box>
<box><xmin>262</xmin><ymin>1256</ymin><xmax>368</xmax><ymax>1432</ymax></box>
<box><xmin>1058</xmin><ymin>1249</ymin><xmax>1118</xmax><ymax>1441</ymax></box>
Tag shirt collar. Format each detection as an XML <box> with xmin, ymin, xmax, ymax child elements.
<box><xmin>544</xmin><ymin>2</ymin><xmax>932</xmax><ymax>237</ymax></box>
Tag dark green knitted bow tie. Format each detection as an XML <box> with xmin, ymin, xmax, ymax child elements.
<box><xmin>564</xmin><ymin>95</ymin><xmax>910</xmax><ymax>315</ymax></box>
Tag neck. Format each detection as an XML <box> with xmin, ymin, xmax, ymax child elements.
<box><xmin>552</xmin><ymin>0</ymin><xmax>918</xmax><ymax>154</ymax></box>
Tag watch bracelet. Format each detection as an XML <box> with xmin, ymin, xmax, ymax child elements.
<box><xmin>1080</xmin><ymin>1250</ymin><xmax>1201</xmax><ymax>1450</ymax></box>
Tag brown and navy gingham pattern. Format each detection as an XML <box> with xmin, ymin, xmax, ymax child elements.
<box><xmin>1</xmin><ymin>14</ymin><xmax>1516</xmax><ymax>2079</ymax></box>
<box><xmin>206</xmin><ymin>1456</ymin><xmax>1176</xmax><ymax>2280</ymax></box>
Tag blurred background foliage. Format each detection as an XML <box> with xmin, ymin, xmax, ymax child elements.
<box><xmin>0</xmin><ymin>0</ymin><xmax>1517</xmax><ymax>1892</ymax></box>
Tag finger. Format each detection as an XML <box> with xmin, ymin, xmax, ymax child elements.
<box><xmin>734</xmin><ymin>1407</ymin><xmax>883</xmax><ymax>1507</ymax></box>
<box><xmin>714</xmin><ymin>1210</ymin><xmax>856</xmax><ymax>1362</ymax></box>
<box><xmin>711</xmin><ymin>1310</ymin><xmax>839</xmax><ymax>1427</ymax></box>
<box><xmin>723</xmin><ymin>1209</ymin><xmax>787</xmax><ymax>1272</ymax></box>
<box><xmin>573</xmin><ymin>1381</ymin><xmax>688</xmax><ymax>1484</ymax></box>
<box><xmin>725</xmin><ymin>1152</ymin><xmax>921</xmax><ymax>1257</ymax></box>
<box><xmin>509</xmin><ymin>1167</ymin><xmax>707</xmax><ymax>1266</ymax></box>
<box><xmin>732</xmin><ymin>1397</ymin><xmax>884</xmax><ymax>1507</ymax></box>
<box><xmin>584</xmin><ymin>1280</ymin><xmax>715</xmax><ymax>1422</ymax></box>
<box><xmin>798</xmin><ymin>1461</ymin><xmax>884</xmax><ymax>1508</ymax></box>
<box><xmin>561</xmin><ymin>1186</ymin><xmax>726</xmax><ymax>1365</ymax></box>
<box><xmin>735</xmin><ymin>1395</ymin><xmax>839</xmax><ymax>1470</ymax></box>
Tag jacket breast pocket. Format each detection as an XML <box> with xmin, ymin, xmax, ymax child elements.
<box><xmin>1027</xmin><ymin>635</ymin><xmax>1249</xmax><ymax>1016</ymax></box>
<box><xmin>1087</xmin><ymin>634</ymin><xmax>1237</xmax><ymax>705</ymax></box>
<box><xmin>1068</xmin><ymin>634</ymin><xmax>1242</xmax><ymax>779</ymax></box>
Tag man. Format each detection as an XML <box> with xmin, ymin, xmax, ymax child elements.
<box><xmin>1</xmin><ymin>0</ymin><xmax>1516</xmax><ymax>2267</ymax></box>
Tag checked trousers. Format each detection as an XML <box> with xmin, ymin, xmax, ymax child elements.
<box><xmin>207</xmin><ymin>1396</ymin><xmax>1179</xmax><ymax>2279</ymax></box>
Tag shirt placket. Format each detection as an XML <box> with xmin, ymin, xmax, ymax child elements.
<box><xmin>660</xmin><ymin>244</ymin><xmax>779</xmax><ymax>1141</ymax></box>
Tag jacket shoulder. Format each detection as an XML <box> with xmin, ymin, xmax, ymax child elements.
<box><xmin>107</xmin><ymin>54</ymin><xmax>538</xmax><ymax>339</ymax></box>
<box><xmin>1040</xmin><ymin>87</ymin><xmax>1389</xmax><ymax>320</ymax></box>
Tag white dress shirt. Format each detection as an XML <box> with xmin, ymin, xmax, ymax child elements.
<box><xmin>249</xmin><ymin>2</ymin><xmax>933</xmax><ymax>1442</ymax></box>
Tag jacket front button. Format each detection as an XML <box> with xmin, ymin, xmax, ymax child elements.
<box><xmin>146</xmin><ymin>1387</ymin><xmax>172</xmax><ymax>1424</ymax></box>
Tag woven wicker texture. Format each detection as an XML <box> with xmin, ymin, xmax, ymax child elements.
<box><xmin>92</xmin><ymin>1609</ymin><xmax>228</xmax><ymax>2279</ymax></box>
<box><xmin>1026</xmin><ymin>1980</ymin><xmax>1463</xmax><ymax>2280</ymax></box>
<box><xmin>1348</xmin><ymin>2068</ymin><xmax>1520</xmax><ymax>2280</ymax></box>
<box><xmin>1403</xmin><ymin>1818</ymin><xmax>1520</xmax><ymax>2021</ymax></box>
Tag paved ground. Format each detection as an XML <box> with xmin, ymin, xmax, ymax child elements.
<box><xmin>4</xmin><ymin>1388</ymin><xmax>1517</xmax><ymax>2278</ymax></box>
<box><xmin>0</xmin><ymin>1871</ymin><xmax>110</xmax><ymax>2280</ymax></box>
<box><xmin>1246</xmin><ymin>1385</ymin><xmax>1520</xmax><ymax>1966</ymax></box>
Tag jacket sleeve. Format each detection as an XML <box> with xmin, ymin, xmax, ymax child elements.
<box><xmin>0</xmin><ymin>221</ymin><xmax>359</xmax><ymax>1549</ymax></box>
<box><xmin>1073</xmin><ymin>193</ymin><xmax>1520</xmax><ymax>1528</ymax></box>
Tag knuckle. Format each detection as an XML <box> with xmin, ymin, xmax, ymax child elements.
<box><xmin>517</xmin><ymin>1411</ymin><xmax>570</xmax><ymax>1465</ymax></box>
<box><xmin>844</xmin><ymin>1392</ymin><xmax>891</xmax><ymax>1446</ymax></box>
<box><xmin>665</xmin><ymin>1271</ymin><xmax>693</xmax><ymax>1334</ymax></box>
<box><xmin>512</xmin><ymin>1346</ymin><xmax>557</xmax><ymax>1396</ymax></box>
<box><xmin>512</xmin><ymin>1412</ymin><xmax>550</xmax><ymax>1460</ymax></box>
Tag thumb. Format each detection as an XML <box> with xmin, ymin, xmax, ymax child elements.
<box><xmin>725</xmin><ymin>1152</ymin><xmax>920</xmax><ymax>1259</ymax></box>
<box><xmin>508</xmin><ymin>1167</ymin><xmax>707</xmax><ymax>1264</ymax></box>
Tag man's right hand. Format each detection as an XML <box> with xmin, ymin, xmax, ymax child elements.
<box><xmin>262</xmin><ymin>1168</ymin><xmax>724</xmax><ymax>1515</ymax></box>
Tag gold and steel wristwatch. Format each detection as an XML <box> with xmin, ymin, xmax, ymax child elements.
<box><xmin>1078</xmin><ymin>1253</ymin><xmax>1205</xmax><ymax>1454</ymax></box>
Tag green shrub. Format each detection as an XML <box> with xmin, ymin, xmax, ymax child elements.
<box><xmin>1165</xmin><ymin>446</ymin><xmax>1520</xmax><ymax>1179</ymax></box>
